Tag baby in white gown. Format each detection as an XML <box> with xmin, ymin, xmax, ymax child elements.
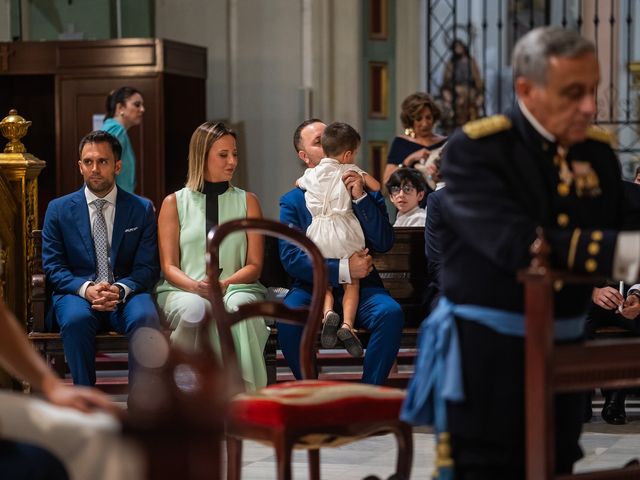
<box><xmin>296</xmin><ymin>122</ymin><xmax>380</xmax><ymax>357</ymax></box>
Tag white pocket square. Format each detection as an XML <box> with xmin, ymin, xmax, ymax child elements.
<box><xmin>124</xmin><ymin>227</ymin><xmax>139</xmax><ymax>233</ymax></box>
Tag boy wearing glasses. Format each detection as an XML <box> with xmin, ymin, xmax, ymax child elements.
<box><xmin>385</xmin><ymin>168</ymin><xmax>428</xmax><ymax>227</ymax></box>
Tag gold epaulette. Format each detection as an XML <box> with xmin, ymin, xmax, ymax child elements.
<box><xmin>462</xmin><ymin>115</ymin><xmax>512</xmax><ymax>139</ymax></box>
<box><xmin>586</xmin><ymin>125</ymin><xmax>613</xmax><ymax>145</ymax></box>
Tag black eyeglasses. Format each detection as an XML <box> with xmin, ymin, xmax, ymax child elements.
<box><xmin>389</xmin><ymin>185</ymin><xmax>417</xmax><ymax>196</ymax></box>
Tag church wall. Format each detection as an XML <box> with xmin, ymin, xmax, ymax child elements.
<box><xmin>228</xmin><ymin>0</ymin><xmax>303</xmax><ymax>220</ymax></box>
<box><xmin>155</xmin><ymin>0</ymin><xmax>366</xmax><ymax>220</ymax></box>
<box><xmin>395</xmin><ymin>0</ymin><xmax>422</xmax><ymax>134</ymax></box>
<box><xmin>155</xmin><ymin>0</ymin><xmax>230</xmax><ymax>122</ymax></box>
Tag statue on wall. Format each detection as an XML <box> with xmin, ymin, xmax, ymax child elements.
<box><xmin>439</xmin><ymin>39</ymin><xmax>484</xmax><ymax>133</ymax></box>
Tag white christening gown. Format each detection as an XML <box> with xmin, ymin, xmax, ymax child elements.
<box><xmin>298</xmin><ymin>158</ymin><xmax>366</xmax><ymax>259</ymax></box>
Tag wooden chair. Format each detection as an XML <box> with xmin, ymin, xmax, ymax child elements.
<box><xmin>124</xmin><ymin>313</ymin><xmax>225</xmax><ymax>479</ymax></box>
<box><xmin>207</xmin><ymin>218</ymin><xmax>413</xmax><ymax>480</ymax></box>
<box><xmin>520</xmin><ymin>233</ymin><xmax>640</xmax><ymax>479</ymax></box>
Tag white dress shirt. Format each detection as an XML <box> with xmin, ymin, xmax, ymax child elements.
<box><xmin>78</xmin><ymin>185</ymin><xmax>131</xmax><ymax>300</ymax></box>
<box><xmin>394</xmin><ymin>206</ymin><xmax>426</xmax><ymax>227</ymax></box>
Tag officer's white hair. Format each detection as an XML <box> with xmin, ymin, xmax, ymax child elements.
<box><xmin>512</xmin><ymin>26</ymin><xmax>595</xmax><ymax>86</ymax></box>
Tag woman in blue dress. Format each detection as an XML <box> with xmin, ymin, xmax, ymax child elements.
<box><xmin>102</xmin><ymin>87</ymin><xmax>145</xmax><ymax>193</ymax></box>
<box><xmin>382</xmin><ymin>92</ymin><xmax>447</xmax><ymax>186</ymax></box>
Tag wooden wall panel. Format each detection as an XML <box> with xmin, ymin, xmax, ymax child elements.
<box><xmin>57</xmin><ymin>44</ymin><xmax>157</xmax><ymax>69</ymax></box>
<box><xmin>1</xmin><ymin>39</ymin><xmax>206</xmax><ymax>213</ymax></box>
<box><xmin>0</xmin><ymin>75</ymin><xmax>56</xmax><ymax>224</ymax></box>
<box><xmin>57</xmin><ymin>75</ymin><xmax>163</xmax><ymax>208</ymax></box>
<box><xmin>163</xmin><ymin>73</ymin><xmax>206</xmax><ymax>195</ymax></box>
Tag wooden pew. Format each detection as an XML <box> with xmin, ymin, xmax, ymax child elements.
<box><xmin>29</xmin><ymin>226</ymin><xmax>430</xmax><ymax>388</ymax></box>
<box><xmin>373</xmin><ymin>226</ymin><xmax>430</xmax><ymax>328</ymax></box>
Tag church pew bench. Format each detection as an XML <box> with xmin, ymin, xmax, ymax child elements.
<box><xmin>29</xmin><ymin>227</ymin><xmax>429</xmax><ymax>387</ymax></box>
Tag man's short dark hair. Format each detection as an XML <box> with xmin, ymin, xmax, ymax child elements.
<box><xmin>385</xmin><ymin>167</ymin><xmax>427</xmax><ymax>193</ymax></box>
<box><xmin>321</xmin><ymin>122</ymin><xmax>360</xmax><ymax>158</ymax></box>
<box><xmin>293</xmin><ymin>118</ymin><xmax>324</xmax><ymax>153</ymax></box>
<box><xmin>78</xmin><ymin>130</ymin><xmax>122</xmax><ymax>160</ymax></box>
<box><xmin>635</xmin><ymin>164</ymin><xmax>640</xmax><ymax>178</ymax></box>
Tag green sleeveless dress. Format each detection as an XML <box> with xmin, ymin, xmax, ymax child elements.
<box><xmin>155</xmin><ymin>186</ymin><xmax>269</xmax><ymax>391</ymax></box>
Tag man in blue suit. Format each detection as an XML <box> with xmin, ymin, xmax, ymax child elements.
<box><xmin>278</xmin><ymin>119</ymin><xmax>403</xmax><ymax>385</ymax></box>
<box><xmin>42</xmin><ymin>130</ymin><xmax>160</xmax><ymax>386</ymax></box>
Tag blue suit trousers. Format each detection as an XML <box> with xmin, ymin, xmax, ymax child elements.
<box><xmin>54</xmin><ymin>293</ymin><xmax>159</xmax><ymax>386</ymax></box>
<box><xmin>278</xmin><ymin>286</ymin><xmax>403</xmax><ymax>385</ymax></box>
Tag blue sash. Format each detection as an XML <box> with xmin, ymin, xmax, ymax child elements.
<box><xmin>400</xmin><ymin>297</ymin><xmax>585</xmax><ymax>432</ymax></box>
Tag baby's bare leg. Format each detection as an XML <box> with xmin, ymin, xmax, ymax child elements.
<box><xmin>341</xmin><ymin>280</ymin><xmax>359</xmax><ymax>329</ymax></box>
<box><xmin>323</xmin><ymin>288</ymin><xmax>334</xmax><ymax>315</ymax></box>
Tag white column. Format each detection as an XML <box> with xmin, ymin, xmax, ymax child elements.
<box><xmin>396</xmin><ymin>0</ymin><xmax>423</xmax><ymax>132</ymax></box>
<box><xmin>155</xmin><ymin>0</ymin><xmax>230</xmax><ymax>120</ymax></box>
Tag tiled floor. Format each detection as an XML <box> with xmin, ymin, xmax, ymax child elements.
<box><xmin>237</xmin><ymin>407</ymin><xmax>640</xmax><ymax>479</ymax></box>
<box><xmin>103</xmin><ymin>360</ymin><xmax>640</xmax><ymax>478</ymax></box>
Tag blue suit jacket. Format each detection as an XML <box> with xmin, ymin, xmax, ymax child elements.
<box><xmin>42</xmin><ymin>186</ymin><xmax>160</xmax><ymax>313</ymax></box>
<box><xmin>425</xmin><ymin>188</ymin><xmax>445</xmax><ymax>311</ymax></box>
<box><xmin>279</xmin><ymin>188</ymin><xmax>393</xmax><ymax>290</ymax></box>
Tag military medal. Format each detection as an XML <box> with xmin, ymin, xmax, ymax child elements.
<box><xmin>554</xmin><ymin>146</ymin><xmax>573</xmax><ymax>197</ymax></box>
<box><xmin>571</xmin><ymin>160</ymin><xmax>601</xmax><ymax>197</ymax></box>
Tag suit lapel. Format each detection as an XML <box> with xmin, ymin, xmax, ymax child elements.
<box><xmin>110</xmin><ymin>188</ymin><xmax>129</xmax><ymax>265</ymax></box>
<box><xmin>71</xmin><ymin>188</ymin><xmax>95</xmax><ymax>262</ymax></box>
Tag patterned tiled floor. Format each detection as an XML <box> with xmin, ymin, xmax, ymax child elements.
<box><xmin>237</xmin><ymin>407</ymin><xmax>640</xmax><ymax>479</ymax></box>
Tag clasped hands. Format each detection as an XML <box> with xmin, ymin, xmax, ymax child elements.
<box><xmin>592</xmin><ymin>286</ymin><xmax>640</xmax><ymax>320</ymax></box>
<box><xmin>86</xmin><ymin>282</ymin><xmax>120</xmax><ymax>312</ymax></box>
<box><xmin>194</xmin><ymin>279</ymin><xmax>229</xmax><ymax>299</ymax></box>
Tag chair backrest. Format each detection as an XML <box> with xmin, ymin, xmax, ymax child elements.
<box><xmin>207</xmin><ymin>218</ymin><xmax>327</xmax><ymax>393</ymax></box>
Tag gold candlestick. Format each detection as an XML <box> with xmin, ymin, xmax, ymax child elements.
<box><xmin>0</xmin><ymin>109</ymin><xmax>32</xmax><ymax>154</ymax></box>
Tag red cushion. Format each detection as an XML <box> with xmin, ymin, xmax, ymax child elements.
<box><xmin>229</xmin><ymin>380</ymin><xmax>406</xmax><ymax>429</ymax></box>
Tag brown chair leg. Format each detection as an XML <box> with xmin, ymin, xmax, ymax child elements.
<box><xmin>394</xmin><ymin>422</ymin><xmax>414</xmax><ymax>479</ymax></box>
<box><xmin>308</xmin><ymin>449</ymin><xmax>320</xmax><ymax>480</ymax></box>
<box><xmin>226</xmin><ymin>436</ymin><xmax>242</xmax><ymax>480</ymax></box>
<box><xmin>274</xmin><ymin>432</ymin><xmax>294</xmax><ymax>480</ymax></box>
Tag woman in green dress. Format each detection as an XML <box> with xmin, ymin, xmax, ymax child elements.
<box><xmin>155</xmin><ymin>122</ymin><xmax>269</xmax><ymax>391</ymax></box>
